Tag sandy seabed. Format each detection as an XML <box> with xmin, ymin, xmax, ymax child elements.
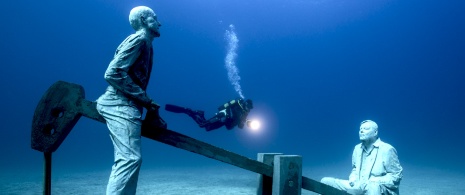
<box><xmin>1</xmin><ymin>164</ymin><xmax>464</xmax><ymax>195</ymax></box>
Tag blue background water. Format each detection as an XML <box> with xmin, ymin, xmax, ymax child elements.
<box><xmin>1</xmin><ymin>0</ymin><xmax>464</xmax><ymax>180</ymax></box>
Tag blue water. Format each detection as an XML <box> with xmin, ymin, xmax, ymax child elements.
<box><xmin>1</xmin><ymin>0</ymin><xmax>464</xmax><ymax>186</ymax></box>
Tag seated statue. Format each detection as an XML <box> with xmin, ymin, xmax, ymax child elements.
<box><xmin>165</xmin><ymin>98</ymin><xmax>253</xmax><ymax>131</ymax></box>
<box><xmin>320</xmin><ymin>120</ymin><xmax>403</xmax><ymax>195</ymax></box>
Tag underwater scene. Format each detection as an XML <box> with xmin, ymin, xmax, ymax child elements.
<box><xmin>1</xmin><ymin>0</ymin><xmax>464</xmax><ymax>194</ymax></box>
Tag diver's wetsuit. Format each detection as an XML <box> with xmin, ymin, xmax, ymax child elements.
<box><xmin>165</xmin><ymin>98</ymin><xmax>253</xmax><ymax>131</ymax></box>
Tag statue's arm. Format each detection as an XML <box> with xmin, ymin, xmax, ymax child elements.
<box><xmin>349</xmin><ymin>147</ymin><xmax>359</xmax><ymax>185</ymax></box>
<box><xmin>371</xmin><ymin>147</ymin><xmax>403</xmax><ymax>188</ymax></box>
<box><xmin>104</xmin><ymin>35</ymin><xmax>152</xmax><ymax>106</ymax></box>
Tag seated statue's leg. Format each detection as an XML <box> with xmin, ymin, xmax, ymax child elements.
<box><xmin>364</xmin><ymin>182</ymin><xmax>385</xmax><ymax>195</ymax></box>
<box><xmin>320</xmin><ymin>177</ymin><xmax>352</xmax><ymax>191</ymax></box>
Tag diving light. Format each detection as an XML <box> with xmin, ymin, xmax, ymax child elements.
<box><xmin>246</xmin><ymin>120</ymin><xmax>261</xmax><ymax>131</ymax></box>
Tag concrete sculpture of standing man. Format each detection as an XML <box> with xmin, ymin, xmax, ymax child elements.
<box><xmin>96</xmin><ymin>6</ymin><xmax>162</xmax><ymax>194</ymax></box>
<box><xmin>321</xmin><ymin>120</ymin><xmax>403</xmax><ymax>195</ymax></box>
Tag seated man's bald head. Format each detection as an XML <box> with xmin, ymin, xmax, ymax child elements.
<box><xmin>361</xmin><ymin>120</ymin><xmax>378</xmax><ymax>131</ymax></box>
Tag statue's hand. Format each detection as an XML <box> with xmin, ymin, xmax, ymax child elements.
<box><xmin>148</xmin><ymin>100</ymin><xmax>160</xmax><ymax>111</ymax></box>
<box><xmin>347</xmin><ymin>181</ymin><xmax>366</xmax><ymax>195</ymax></box>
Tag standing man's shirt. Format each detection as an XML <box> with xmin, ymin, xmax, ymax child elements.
<box><xmin>99</xmin><ymin>31</ymin><xmax>154</xmax><ymax>107</ymax></box>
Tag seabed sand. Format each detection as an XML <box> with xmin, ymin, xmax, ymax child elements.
<box><xmin>1</xmin><ymin>164</ymin><xmax>465</xmax><ymax>194</ymax></box>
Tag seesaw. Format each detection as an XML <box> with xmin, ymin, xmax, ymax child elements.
<box><xmin>31</xmin><ymin>81</ymin><xmax>349</xmax><ymax>195</ymax></box>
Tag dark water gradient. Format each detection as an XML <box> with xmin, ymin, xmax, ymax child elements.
<box><xmin>1</xmin><ymin>0</ymin><xmax>464</xmax><ymax>178</ymax></box>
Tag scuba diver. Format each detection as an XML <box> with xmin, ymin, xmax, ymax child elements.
<box><xmin>165</xmin><ymin>98</ymin><xmax>253</xmax><ymax>131</ymax></box>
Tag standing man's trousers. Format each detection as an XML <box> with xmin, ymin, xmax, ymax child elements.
<box><xmin>97</xmin><ymin>103</ymin><xmax>143</xmax><ymax>195</ymax></box>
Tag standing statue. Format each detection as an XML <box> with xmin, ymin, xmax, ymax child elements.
<box><xmin>96</xmin><ymin>6</ymin><xmax>162</xmax><ymax>195</ymax></box>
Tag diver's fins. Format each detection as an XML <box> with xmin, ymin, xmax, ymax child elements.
<box><xmin>165</xmin><ymin>104</ymin><xmax>189</xmax><ymax>113</ymax></box>
<box><xmin>165</xmin><ymin>104</ymin><xmax>207</xmax><ymax>127</ymax></box>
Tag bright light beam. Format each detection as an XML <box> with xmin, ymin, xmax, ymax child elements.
<box><xmin>247</xmin><ymin>120</ymin><xmax>261</xmax><ymax>132</ymax></box>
